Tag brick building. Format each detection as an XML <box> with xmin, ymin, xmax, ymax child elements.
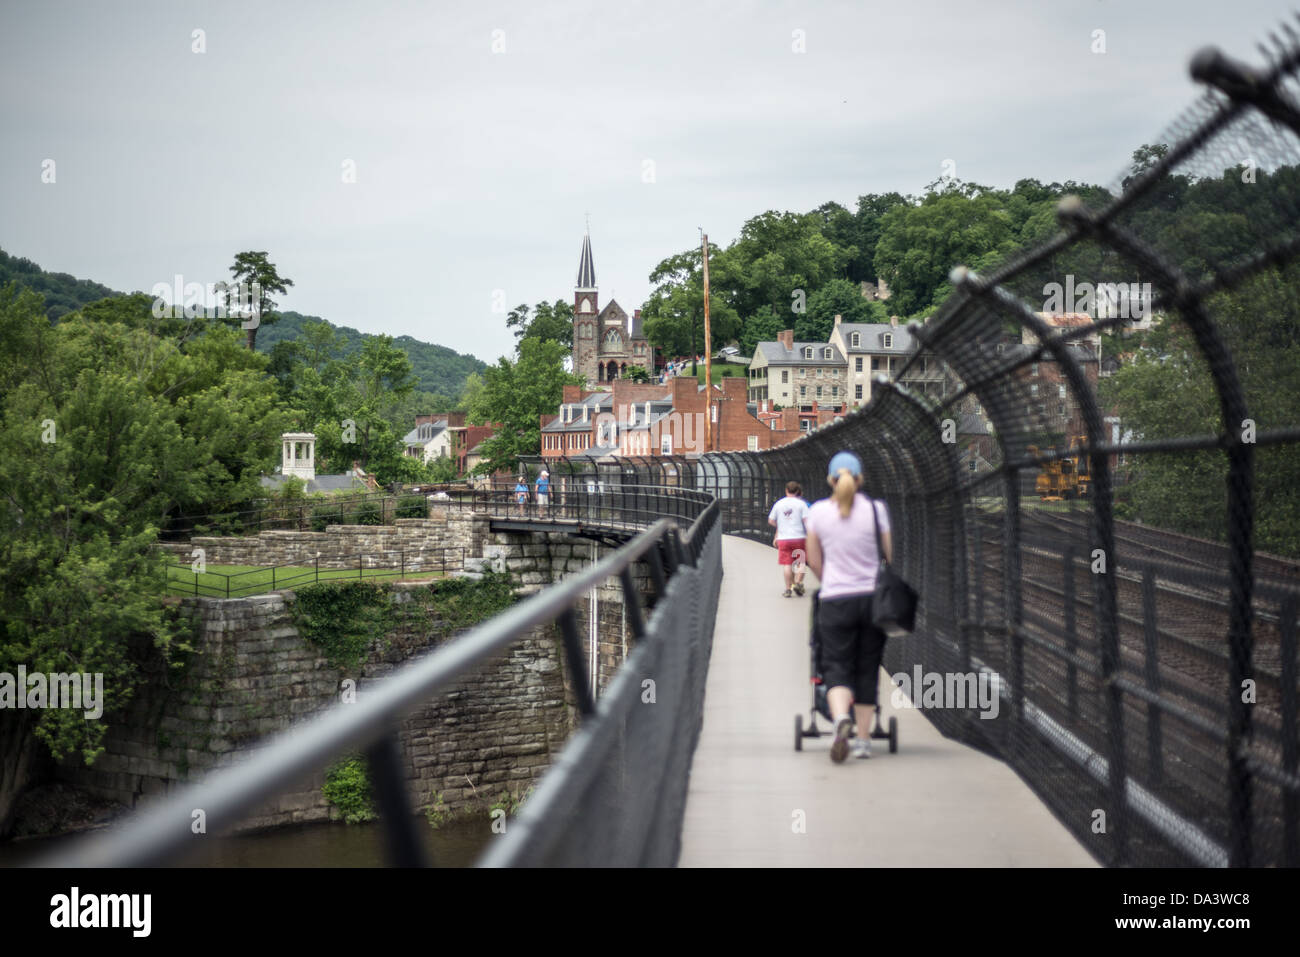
<box><xmin>540</xmin><ymin>376</ymin><xmax>842</xmax><ymax>461</ymax></box>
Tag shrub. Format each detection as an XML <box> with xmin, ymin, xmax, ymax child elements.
<box><xmin>395</xmin><ymin>494</ymin><xmax>428</xmax><ymax>519</ymax></box>
<box><xmin>311</xmin><ymin>505</ymin><xmax>345</xmax><ymax>531</ymax></box>
<box><xmin>349</xmin><ymin>499</ymin><xmax>384</xmax><ymax>525</ymax></box>
<box><xmin>291</xmin><ymin>580</ymin><xmax>397</xmax><ymax>669</ymax></box>
<box><xmin>322</xmin><ymin>756</ymin><xmax>376</xmax><ymax>824</ymax></box>
<box><xmin>425</xmin><ymin>792</ymin><xmax>449</xmax><ymax>830</ymax></box>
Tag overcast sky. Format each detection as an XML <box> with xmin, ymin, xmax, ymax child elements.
<box><xmin>2</xmin><ymin>0</ymin><xmax>1293</xmax><ymax>365</ymax></box>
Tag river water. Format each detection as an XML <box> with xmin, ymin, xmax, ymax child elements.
<box><xmin>0</xmin><ymin>815</ymin><xmax>492</xmax><ymax>868</ymax></box>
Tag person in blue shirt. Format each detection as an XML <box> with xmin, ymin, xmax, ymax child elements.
<box><xmin>535</xmin><ymin>470</ymin><xmax>550</xmax><ymax>510</ymax></box>
<box><xmin>514</xmin><ymin>477</ymin><xmax>528</xmax><ymax>516</ymax></box>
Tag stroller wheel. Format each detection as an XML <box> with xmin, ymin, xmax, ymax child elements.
<box><xmin>889</xmin><ymin>716</ymin><xmax>899</xmax><ymax>754</ymax></box>
<box><xmin>794</xmin><ymin>714</ymin><xmax>803</xmax><ymax>751</ymax></box>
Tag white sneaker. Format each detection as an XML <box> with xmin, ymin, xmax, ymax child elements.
<box><xmin>851</xmin><ymin>738</ymin><xmax>872</xmax><ymax>760</ymax></box>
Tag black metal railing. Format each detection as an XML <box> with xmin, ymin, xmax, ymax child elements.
<box><xmin>160</xmin><ymin>481</ymin><xmax>714</xmax><ymax>541</ymax></box>
<box><xmin>162</xmin><ymin>547</ymin><xmax>467</xmax><ymax>599</ymax></box>
<box><xmin>44</xmin><ymin>493</ymin><xmax>720</xmax><ymax>868</ymax></box>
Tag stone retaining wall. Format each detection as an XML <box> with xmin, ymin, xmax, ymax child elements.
<box><xmin>62</xmin><ymin>523</ymin><xmax>657</xmax><ymax>829</ymax></box>
<box><xmin>160</xmin><ymin>510</ymin><xmax>488</xmax><ymax>574</ymax></box>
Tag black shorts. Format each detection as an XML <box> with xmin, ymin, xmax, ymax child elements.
<box><xmin>817</xmin><ymin>592</ymin><xmax>887</xmax><ymax>705</ymax></box>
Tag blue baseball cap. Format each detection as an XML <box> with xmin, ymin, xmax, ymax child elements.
<box><xmin>827</xmin><ymin>450</ymin><xmax>862</xmax><ymax>479</ymax></box>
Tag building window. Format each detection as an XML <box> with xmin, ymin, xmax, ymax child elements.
<box><xmin>816</xmin><ymin>385</ymin><xmax>823</xmax><ymax>398</ymax></box>
<box><xmin>1030</xmin><ymin>384</ymin><xmax>1039</xmax><ymax>397</ymax></box>
<box><xmin>1058</xmin><ymin>403</ymin><xmax>1066</xmax><ymax>416</ymax></box>
<box><xmin>816</xmin><ymin>368</ymin><xmax>823</xmax><ymax>378</ymax></box>
<box><xmin>1059</xmin><ymin>384</ymin><xmax>1067</xmax><ymax>398</ymax></box>
<box><xmin>661</xmin><ymin>436</ymin><xmax>672</xmax><ymax>455</ymax></box>
<box><xmin>803</xmin><ymin>347</ymin><xmax>813</xmax><ymax>359</ymax></box>
<box><xmin>855</xmin><ymin>357</ymin><xmax>863</xmax><ymax>372</ymax></box>
<box><xmin>969</xmin><ymin>459</ymin><xmax>977</xmax><ymax>471</ymax></box>
<box><xmin>832</xmin><ymin>368</ymin><xmax>839</xmax><ymax>379</ymax></box>
<box><xmin>800</xmin><ymin>385</ymin><xmax>807</xmax><ymax>397</ymax></box>
<box><xmin>871</xmin><ymin>357</ymin><xmax>881</xmax><ymax>371</ymax></box>
<box><xmin>855</xmin><ymin>384</ymin><xmax>863</xmax><ymax>400</ymax></box>
<box><xmin>781</xmin><ymin>370</ymin><xmax>788</xmax><ymax>383</ymax></box>
<box><xmin>882</xmin><ymin>334</ymin><xmax>893</xmax><ymax>349</ymax></box>
<box><xmin>851</xmin><ymin>332</ymin><xmax>860</xmax><ymax>347</ymax></box>
<box><xmin>799</xmin><ymin>368</ymin><xmax>806</xmax><ymax>378</ymax></box>
<box><xmin>1031</xmin><ymin>362</ymin><xmax>1039</xmax><ymax>377</ymax></box>
<box><xmin>747</xmin><ymin>435</ymin><xmax>758</xmax><ymax>451</ymax></box>
<box><xmin>823</xmin><ymin>348</ymin><xmax>832</xmax><ymax>360</ymax></box>
<box><xmin>831</xmin><ymin>386</ymin><xmax>838</xmax><ymax>397</ymax></box>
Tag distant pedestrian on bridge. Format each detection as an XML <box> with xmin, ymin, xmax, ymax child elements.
<box><xmin>768</xmin><ymin>481</ymin><xmax>810</xmax><ymax>597</ymax></box>
<box><xmin>804</xmin><ymin>450</ymin><xmax>893</xmax><ymax>762</ymax></box>
<box><xmin>514</xmin><ymin>476</ymin><xmax>529</xmax><ymax>517</ymax></box>
<box><xmin>535</xmin><ymin>470</ymin><xmax>550</xmax><ymax>511</ymax></box>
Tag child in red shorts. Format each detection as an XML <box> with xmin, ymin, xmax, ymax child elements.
<box><xmin>767</xmin><ymin>481</ymin><xmax>810</xmax><ymax>597</ymax></box>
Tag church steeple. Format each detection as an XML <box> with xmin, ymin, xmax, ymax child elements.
<box><xmin>576</xmin><ymin>230</ymin><xmax>597</xmax><ymax>292</ymax></box>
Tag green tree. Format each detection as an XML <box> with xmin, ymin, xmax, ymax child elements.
<box><xmin>738</xmin><ymin>305</ymin><xmax>786</xmax><ymax>358</ymax></box>
<box><xmin>226</xmin><ymin>251</ymin><xmax>294</xmax><ymax>351</ymax></box>
<box><xmin>873</xmin><ymin>185</ymin><xmax>1019</xmax><ymax>316</ymax></box>
<box><xmin>795</xmin><ymin>278</ymin><xmax>881</xmax><ymax>342</ymax></box>
<box><xmin>641</xmin><ymin>245</ymin><xmax>741</xmax><ymax>367</ymax></box>
<box><xmin>506</xmin><ymin>299</ymin><xmax>573</xmax><ymax>352</ymax></box>
<box><xmin>468</xmin><ymin>338</ymin><xmax>582</xmax><ymax>474</ymax></box>
<box><xmin>0</xmin><ymin>283</ymin><xmax>295</xmax><ymax>831</ymax></box>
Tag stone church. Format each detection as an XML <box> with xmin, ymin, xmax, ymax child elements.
<box><xmin>571</xmin><ymin>231</ymin><xmax>652</xmax><ymax>385</ymax></box>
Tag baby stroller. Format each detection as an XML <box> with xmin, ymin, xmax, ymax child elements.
<box><xmin>794</xmin><ymin>589</ymin><xmax>898</xmax><ymax>753</ymax></box>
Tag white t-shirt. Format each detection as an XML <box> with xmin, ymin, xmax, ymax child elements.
<box><xmin>768</xmin><ymin>496</ymin><xmax>811</xmax><ymax>540</ymax></box>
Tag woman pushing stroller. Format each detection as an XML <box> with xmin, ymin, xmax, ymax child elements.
<box><xmin>803</xmin><ymin>450</ymin><xmax>892</xmax><ymax>762</ymax></box>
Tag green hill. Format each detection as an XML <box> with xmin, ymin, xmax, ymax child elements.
<box><xmin>0</xmin><ymin>248</ymin><xmax>486</xmax><ymax>397</ymax></box>
<box><xmin>0</xmin><ymin>249</ymin><xmax>119</xmax><ymax>320</ymax></box>
<box><xmin>255</xmin><ymin>312</ymin><xmax>486</xmax><ymax>397</ymax></box>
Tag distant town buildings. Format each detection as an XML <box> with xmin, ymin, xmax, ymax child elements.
<box><xmin>539</xmin><ymin>376</ymin><xmax>845</xmax><ymax>462</ymax></box>
<box><xmin>747</xmin><ymin>315</ymin><xmax>948</xmax><ymax>410</ymax></box>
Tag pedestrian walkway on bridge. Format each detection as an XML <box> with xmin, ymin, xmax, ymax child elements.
<box><xmin>679</xmin><ymin>536</ymin><xmax>1097</xmax><ymax>867</ymax></box>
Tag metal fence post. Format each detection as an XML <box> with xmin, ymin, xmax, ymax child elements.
<box><xmin>1140</xmin><ymin>565</ymin><xmax>1164</xmax><ymax>785</ymax></box>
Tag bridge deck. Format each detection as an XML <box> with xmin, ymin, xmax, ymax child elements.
<box><xmin>678</xmin><ymin>535</ymin><xmax>1097</xmax><ymax>867</ymax></box>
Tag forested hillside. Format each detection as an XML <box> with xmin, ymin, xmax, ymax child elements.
<box><xmin>0</xmin><ymin>250</ymin><xmax>485</xmax><ymax>398</ymax></box>
<box><xmin>0</xmin><ymin>249</ymin><xmax>119</xmax><ymax>320</ymax></box>
<box><xmin>255</xmin><ymin>311</ymin><xmax>485</xmax><ymax>398</ymax></box>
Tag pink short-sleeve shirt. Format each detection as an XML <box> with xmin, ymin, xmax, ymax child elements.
<box><xmin>805</xmin><ymin>492</ymin><xmax>891</xmax><ymax>600</ymax></box>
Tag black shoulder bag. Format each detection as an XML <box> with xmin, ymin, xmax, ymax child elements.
<box><xmin>869</xmin><ymin>498</ymin><xmax>918</xmax><ymax>637</ymax></box>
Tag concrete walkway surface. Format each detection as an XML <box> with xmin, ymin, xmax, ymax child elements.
<box><xmin>678</xmin><ymin>535</ymin><xmax>1098</xmax><ymax>867</ymax></box>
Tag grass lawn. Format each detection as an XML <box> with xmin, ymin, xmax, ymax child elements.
<box><xmin>166</xmin><ymin>563</ymin><xmax>447</xmax><ymax>598</ymax></box>
<box><xmin>678</xmin><ymin>363</ymin><xmax>748</xmax><ymax>379</ymax></box>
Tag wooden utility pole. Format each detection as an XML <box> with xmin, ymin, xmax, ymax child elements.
<box><xmin>701</xmin><ymin>231</ymin><xmax>713</xmax><ymax>451</ymax></box>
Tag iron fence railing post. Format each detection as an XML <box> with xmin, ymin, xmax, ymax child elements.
<box><xmin>364</xmin><ymin>730</ymin><xmax>428</xmax><ymax>867</ymax></box>
<box><xmin>1004</xmin><ymin>470</ymin><xmax>1024</xmax><ymax>728</ymax></box>
<box><xmin>558</xmin><ymin>608</ymin><xmax>596</xmax><ymax>717</ymax></box>
<box><xmin>1064</xmin><ymin>546</ymin><xmax>1078</xmax><ymax>718</ymax></box>
<box><xmin>1282</xmin><ymin>595</ymin><xmax>1298</xmax><ymax>867</ymax></box>
<box><xmin>618</xmin><ymin>566</ymin><xmax>647</xmax><ymax>642</ymax></box>
<box><xmin>1141</xmin><ymin>565</ymin><xmax>1164</xmax><ymax>786</ymax></box>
